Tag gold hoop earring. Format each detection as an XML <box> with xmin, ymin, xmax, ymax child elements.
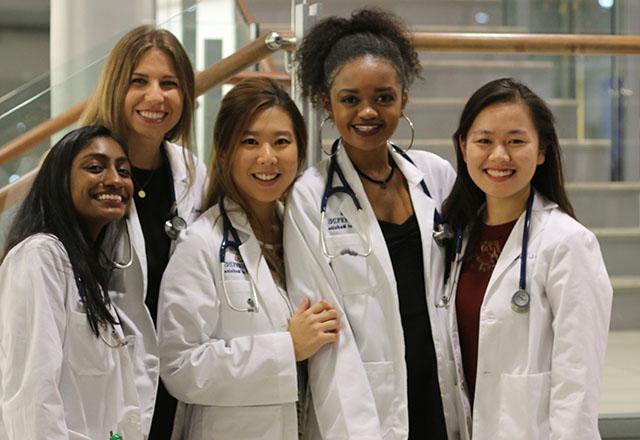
<box><xmin>319</xmin><ymin>116</ymin><xmax>340</xmax><ymax>156</ymax></box>
<box><xmin>400</xmin><ymin>112</ymin><xmax>415</xmax><ymax>151</ymax></box>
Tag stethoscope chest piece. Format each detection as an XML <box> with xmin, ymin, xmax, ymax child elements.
<box><xmin>433</xmin><ymin>223</ymin><xmax>454</xmax><ymax>247</ymax></box>
<box><xmin>165</xmin><ymin>216</ymin><xmax>187</xmax><ymax>240</ymax></box>
<box><xmin>511</xmin><ymin>289</ymin><xmax>530</xmax><ymax>313</ymax></box>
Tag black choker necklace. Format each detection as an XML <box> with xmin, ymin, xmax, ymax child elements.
<box><xmin>353</xmin><ymin>160</ymin><xmax>396</xmax><ymax>189</ymax></box>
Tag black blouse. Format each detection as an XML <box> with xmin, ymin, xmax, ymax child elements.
<box><xmin>379</xmin><ymin>214</ymin><xmax>447</xmax><ymax>439</ymax></box>
<box><xmin>131</xmin><ymin>154</ymin><xmax>177</xmax><ymax>438</ymax></box>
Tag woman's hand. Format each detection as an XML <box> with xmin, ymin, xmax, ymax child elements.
<box><xmin>288</xmin><ymin>297</ymin><xmax>340</xmax><ymax>361</ymax></box>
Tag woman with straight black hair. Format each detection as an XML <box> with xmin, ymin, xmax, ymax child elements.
<box><xmin>441</xmin><ymin>78</ymin><xmax>612</xmax><ymax>438</ymax></box>
<box><xmin>0</xmin><ymin>125</ymin><xmax>143</xmax><ymax>439</ymax></box>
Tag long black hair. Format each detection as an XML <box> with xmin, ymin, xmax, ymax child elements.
<box><xmin>3</xmin><ymin>125</ymin><xmax>129</xmax><ymax>336</ymax></box>
<box><xmin>441</xmin><ymin>78</ymin><xmax>575</xmax><ymax>274</ymax></box>
<box><xmin>295</xmin><ymin>7</ymin><xmax>421</xmax><ymax>105</ymax></box>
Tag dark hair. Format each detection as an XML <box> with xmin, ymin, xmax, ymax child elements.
<box><xmin>3</xmin><ymin>125</ymin><xmax>129</xmax><ymax>336</ymax></box>
<box><xmin>441</xmin><ymin>78</ymin><xmax>575</xmax><ymax>273</ymax></box>
<box><xmin>205</xmin><ymin>77</ymin><xmax>307</xmax><ymax>285</ymax></box>
<box><xmin>296</xmin><ymin>7</ymin><xmax>421</xmax><ymax>105</ymax></box>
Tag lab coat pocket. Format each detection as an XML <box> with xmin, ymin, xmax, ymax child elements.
<box><xmin>221</xmin><ymin>280</ymin><xmax>255</xmax><ymax>312</ymax></box>
<box><xmin>187</xmin><ymin>404</ymin><xmax>285</xmax><ymax>439</ymax></box>
<box><xmin>66</xmin><ymin>310</ymin><xmax>116</xmax><ymax>376</ymax></box>
<box><xmin>68</xmin><ymin>430</ymin><xmax>92</xmax><ymax>440</ymax></box>
<box><xmin>497</xmin><ymin>371</ymin><xmax>551</xmax><ymax>440</ymax></box>
<box><xmin>363</xmin><ymin>361</ymin><xmax>395</xmax><ymax>433</ymax></box>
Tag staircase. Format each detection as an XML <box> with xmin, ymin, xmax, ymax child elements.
<box><xmin>247</xmin><ymin>0</ymin><xmax>640</xmax><ymax>436</ymax></box>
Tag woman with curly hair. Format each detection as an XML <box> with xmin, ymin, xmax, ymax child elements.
<box><xmin>284</xmin><ymin>8</ymin><xmax>463</xmax><ymax>439</ymax></box>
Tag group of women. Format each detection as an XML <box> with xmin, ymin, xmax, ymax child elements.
<box><xmin>0</xmin><ymin>6</ymin><xmax>612</xmax><ymax>440</ymax></box>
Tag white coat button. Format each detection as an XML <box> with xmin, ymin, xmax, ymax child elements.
<box><xmin>128</xmin><ymin>414</ymin><xmax>140</xmax><ymax>424</ymax></box>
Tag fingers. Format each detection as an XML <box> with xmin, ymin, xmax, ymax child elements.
<box><xmin>306</xmin><ymin>299</ymin><xmax>338</xmax><ymax>315</ymax></box>
<box><xmin>294</xmin><ymin>297</ymin><xmax>311</xmax><ymax>315</ymax></box>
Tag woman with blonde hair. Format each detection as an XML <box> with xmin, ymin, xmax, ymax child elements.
<box><xmin>158</xmin><ymin>77</ymin><xmax>340</xmax><ymax>439</ymax></box>
<box><xmin>81</xmin><ymin>25</ymin><xmax>207</xmax><ymax>437</ymax></box>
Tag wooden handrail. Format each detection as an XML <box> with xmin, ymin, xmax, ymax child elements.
<box><xmin>413</xmin><ymin>32</ymin><xmax>640</xmax><ymax>55</ymax></box>
<box><xmin>3</xmin><ymin>31</ymin><xmax>640</xmax><ymax>213</ymax></box>
<box><xmin>0</xmin><ymin>31</ymin><xmax>294</xmax><ymax>212</ymax></box>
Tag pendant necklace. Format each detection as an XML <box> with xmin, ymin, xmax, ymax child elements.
<box><xmin>353</xmin><ymin>159</ymin><xmax>396</xmax><ymax>189</ymax></box>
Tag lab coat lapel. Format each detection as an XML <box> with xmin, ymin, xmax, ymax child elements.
<box><xmin>484</xmin><ymin>191</ymin><xmax>553</xmax><ymax>297</ymax></box>
<box><xmin>228</xmin><ymin>204</ymin><xmax>290</xmax><ymax>327</ymax></box>
<box><xmin>126</xmin><ymin>201</ymin><xmax>148</xmax><ymax>297</ymax></box>
<box><xmin>390</xmin><ymin>148</ymin><xmax>438</xmax><ymax>293</ymax></box>
<box><xmin>334</xmin><ymin>147</ymin><xmax>395</xmax><ymax>284</ymax></box>
<box><xmin>165</xmin><ymin>142</ymin><xmax>196</xmax><ymax>220</ymax></box>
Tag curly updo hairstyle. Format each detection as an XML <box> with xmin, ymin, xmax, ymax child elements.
<box><xmin>295</xmin><ymin>7</ymin><xmax>422</xmax><ymax>106</ymax></box>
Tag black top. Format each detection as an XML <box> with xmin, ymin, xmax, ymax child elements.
<box><xmin>131</xmin><ymin>152</ymin><xmax>177</xmax><ymax>438</ymax></box>
<box><xmin>378</xmin><ymin>214</ymin><xmax>447</xmax><ymax>440</ymax></box>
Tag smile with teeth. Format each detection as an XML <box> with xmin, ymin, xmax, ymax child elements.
<box><xmin>353</xmin><ymin>124</ymin><xmax>381</xmax><ymax>132</ymax></box>
<box><xmin>96</xmin><ymin>193</ymin><xmax>124</xmax><ymax>202</ymax></box>
<box><xmin>137</xmin><ymin>110</ymin><xmax>166</xmax><ymax>121</ymax></box>
<box><xmin>485</xmin><ymin>169</ymin><xmax>515</xmax><ymax>177</ymax></box>
<box><xmin>253</xmin><ymin>173</ymin><xmax>279</xmax><ymax>182</ymax></box>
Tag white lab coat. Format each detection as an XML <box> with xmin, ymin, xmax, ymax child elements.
<box><xmin>284</xmin><ymin>143</ymin><xmax>462</xmax><ymax>439</ymax></box>
<box><xmin>157</xmin><ymin>199</ymin><xmax>300</xmax><ymax>440</ymax></box>
<box><xmin>109</xmin><ymin>141</ymin><xmax>207</xmax><ymax>435</ymax></box>
<box><xmin>447</xmin><ymin>192</ymin><xmax>612</xmax><ymax>439</ymax></box>
<box><xmin>0</xmin><ymin>234</ymin><xmax>143</xmax><ymax>440</ymax></box>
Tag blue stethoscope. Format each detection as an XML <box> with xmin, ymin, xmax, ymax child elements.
<box><xmin>437</xmin><ymin>190</ymin><xmax>534</xmax><ymax>313</ymax></box>
<box><xmin>219</xmin><ymin>198</ymin><xmax>260</xmax><ymax>313</ymax></box>
<box><xmin>319</xmin><ymin>138</ymin><xmax>453</xmax><ymax>259</ymax></box>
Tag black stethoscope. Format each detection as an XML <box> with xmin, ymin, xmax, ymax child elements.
<box><xmin>437</xmin><ymin>190</ymin><xmax>534</xmax><ymax>313</ymax></box>
<box><xmin>319</xmin><ymin>138</ymin><xmax>451</xmax><ymax>259</ymax></box>
<box><xmin>163</xmin><ymin>172</ymin><xmax>187</xmax><ymax>240</ymax></box>
<box><xmin>218</xmin><ymin>198</ymin><xmax>259</xmax><ymax>313</ymax></box>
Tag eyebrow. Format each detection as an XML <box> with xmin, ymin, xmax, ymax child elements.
<box><xmin>131</xmin><ymin>72</ymin><xmax>178</xmax><ymax>80</ymax></box>
<box><xmin>470</xmin><ymin>129</ymin><xmax>529</xmax><ymax>135</ymax></box>
<box><xmin>80</xmin><ymin>153</ymin><xmax>129</xmax><ymax>162</ymax></box>
<box><xmin>337</xmin><ymin>87</ymin><xmax>397</xmax><ymax>94</ymax></box>
<box><xmin>242</xmin><ymin>130</ymin><xmax>293</xmax><ymax>136</ymax></box>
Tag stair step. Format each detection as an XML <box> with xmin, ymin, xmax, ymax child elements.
<box><xmin>610</xmin><ymin>277</ymin><xmax>640</xmax><ymax>331</ymax></box>
<box><xmin>567</xmin><ymin>182</ymin><xmax>640</xmax><ymax>229</ymax></box>
<box><xmin>594</xmin><ymin>228</ymin><xmax>640</xmax><ymax>278</ymax></box>
<box><xmin>403</xmin><ymin>97</ymin><xmax>577</xmax><ymax>139</ymax></box>
<box><xmin>415</xmin><ymin>59</ymin><xmax>556</xmax><ymax>98</ymax></box>
<box><xmin>600</xmin><ymin>330</ymin><xmax>640</xmax><ymax>414</ymax></box>
<box><xmin>246</xmin><ymin>0</ymin><xmax>504</xmax><ymax>28</ymax></box>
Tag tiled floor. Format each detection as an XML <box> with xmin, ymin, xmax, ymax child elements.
<box><xmin>600</xmin><ymin>330</ymin><xmax>640</xmax><ymax>414</ymax></box>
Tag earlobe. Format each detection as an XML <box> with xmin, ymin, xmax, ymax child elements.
<box><xmin>401</xmin><ymin>91</ymin><xmax>408</xmax><ymax>110</ymax></box>
<box><xmin>321</xmin><ymin>95</ymin><xmax>332</xmax><ymax>116</ymax></box>
<box><xmin>537</xmin><ymin>147</ymin><xmax>546</xmax><ymax>165</ymax></box>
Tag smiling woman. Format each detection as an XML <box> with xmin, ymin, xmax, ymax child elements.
<box><xmin>157</xmin><ymin>78</ymin><xmax>340</xmax><ymax>440</ymax></box>
<box><xmin>0</xmin><ymin>125</ymin><xmax>144</xmax><ymax>439</ymax></box>
<box><xmin>79</xmin><ymin>25</ymin><xmax>208</xmax><ymax>437</ymax></box>
<box><xmin>441</xmin><ymin>78</ymin><xmax>612</xmax><ymax>439</ymax></box>
<box><xmin>283</xmin><ymin>8</ymin><xmax>461</xmax><ymax>439</ymax></box>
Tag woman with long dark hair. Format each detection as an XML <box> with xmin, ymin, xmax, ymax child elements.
<box><xmin>441</xmin><ymin>78</ymin><xmax>612</xmax><ymax>438</ymax></box>
<box><xmin>0</xmin><ymin>125</ymin><xmax>142</xmax><ymax>439</ymax></box>
<box><xmin>158</xmin><ymin>78</ymin><xmax>339</xmax><ymax>439</ymax></box>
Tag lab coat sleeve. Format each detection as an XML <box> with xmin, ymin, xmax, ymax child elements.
<box><xmin>284</xmin><ymin>184</ymin><xmax>383</xmax><ymax>440</ymax></box>
<box><xmin>0</xmin><ymin>238</ymin><xmax>71</xmax><ymax>439</ymax></box>
<box><xmin>545</xmin><ymin>227</ymin><xmax>612</xmax><ymax>439</ymax></box>
<box><xmin>157</xmin><ymin>228</ymin><xmax>298</xmax><ymax>406</ymax></box>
